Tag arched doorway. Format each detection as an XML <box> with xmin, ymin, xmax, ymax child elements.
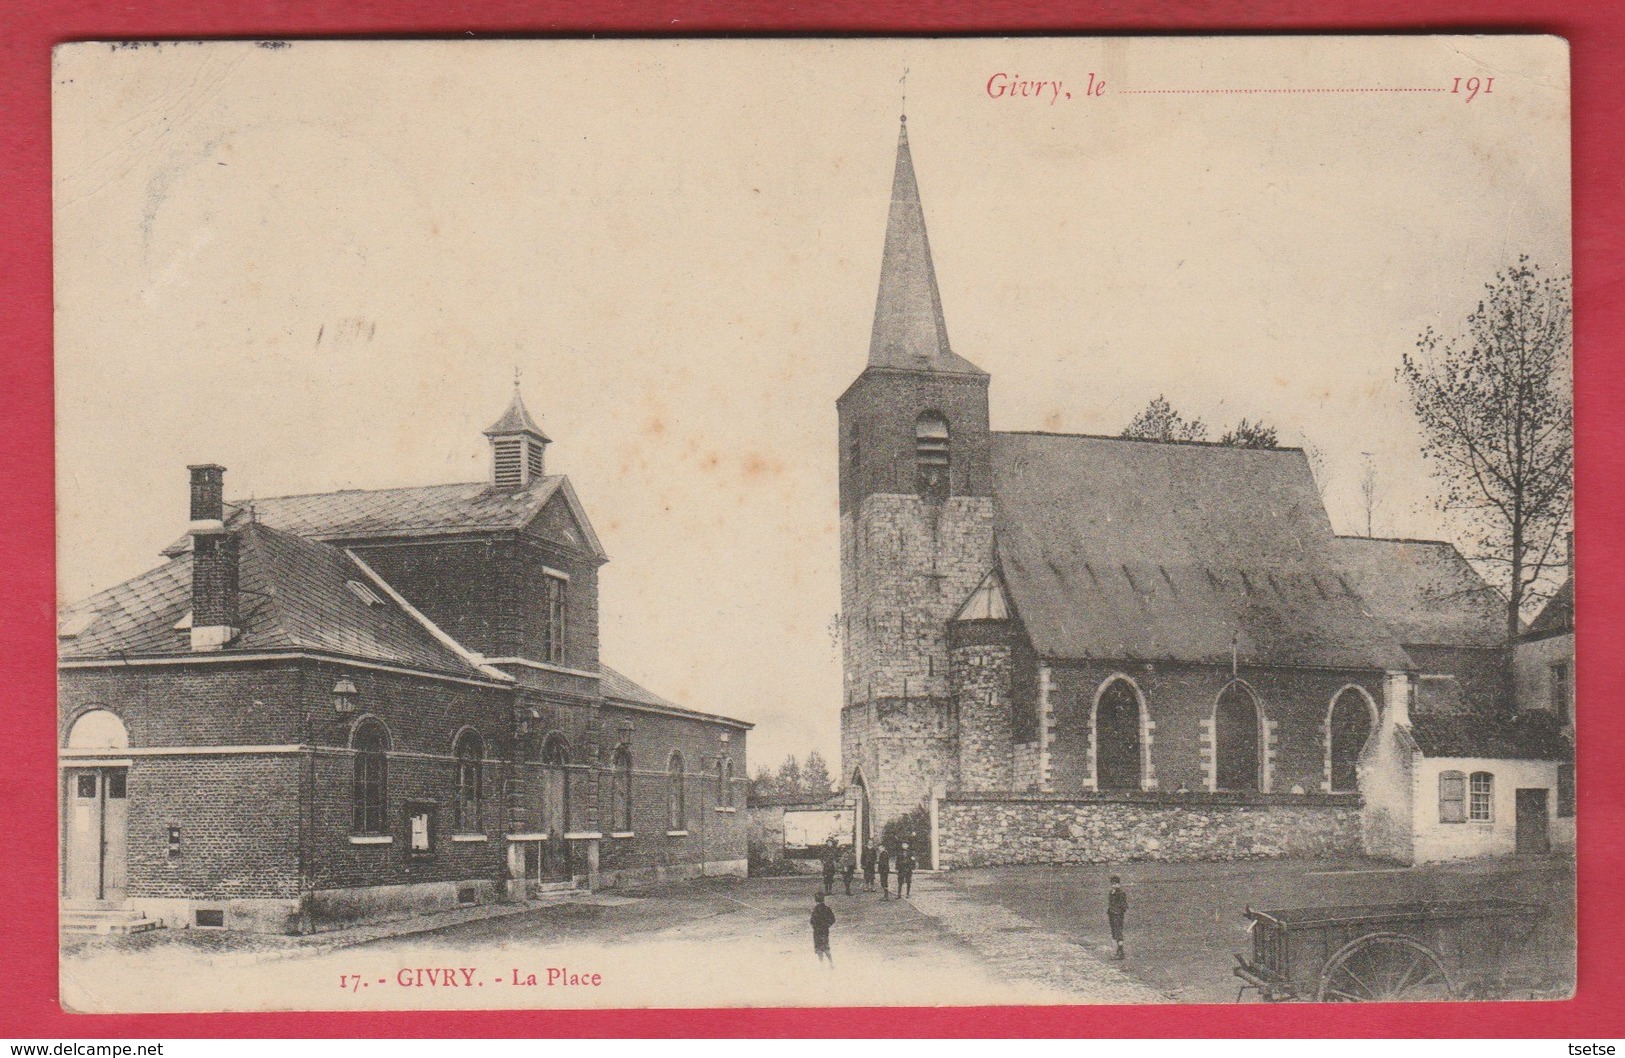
<box><xmin>1328</xmin><ymin>688</ymin><xmax>1376</xmax><ymax>793</ymax></box>
<box><xmin>1094</xmin><ymin>678</ymin><xmax>1144</xmax><ymax>791</ymax></box>
<box><xmin>62</xmin><ymin>710</ymin><xmax>130</xmax><ymax>902</ymax></box>
<box><xmin>522</xmin><ymin>733</ymin><xmax>574</xmax><ymax>885</ymax></box>
<box><xmin>1215</xmin><ymin>683</ymin><xmax>1262</xmax><ymax>792</ymax></box>
<box><xmin>850</xmin><ymin>768</ymin><xmax>872</xmax><ymax>852</ymax></box>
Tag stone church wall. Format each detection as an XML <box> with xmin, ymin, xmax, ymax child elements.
<box><xmin>937</xmin><ymin>792</ymin><xmax>1361</xmax><ymax>867</ymax></box>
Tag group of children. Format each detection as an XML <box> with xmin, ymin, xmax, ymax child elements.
<box><xmin>810</xmin><ymin>837</ymin><xmax>919</xmax><ymax>966</ymax></box>
<box><xmin>810</xmin><ymin>864</ymin><xmax>1131</xmax><ymax>968</ymax></box>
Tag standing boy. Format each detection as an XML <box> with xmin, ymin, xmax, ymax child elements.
<box><xmin>820</xmin><ymin>836</ymin><xmax>838</xmax><ymax>896</ymax></box>
<box><xmin>1107</xmin><ymin>874</ymin><xmax>1128</xmax><ymax>960</ymax></box>
<box><xmin>861</xmin><ymin>843</ymin><xmax>877</xmax><ymax>891</ymax></box>
<box><xmin>876</xmin><ymin>844</ymin><xmax>891</xmax><ymax>898</ymax></box>
<box><xmin>841</xmin><ymin>844</ymin><xmax>857</xmax><ymax>896</ymax></box>
<box><xmin>810</xmin><ymin>892</ymin><xmax>836</xmax><ymax>966</ymax></box>
<box><xmin>896</xmin><ymin>843</ymin><xmax>916</xmax><ymax>898</ymax></box>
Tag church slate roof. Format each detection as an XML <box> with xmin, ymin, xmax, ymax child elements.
<box><xmin>1405</xmin><ymin>708</ymin><xmax>1569</xmax><ymax>761</ymax></box>
<box><xmin>990</xmin><ymin>431</ymin><xmax>1412</xmax><ymax>671</ymax></box>
<box><xmin>1332</xmin><ymin>536</ymin><xmax>1507</xmax><ymax>649</ymax></box>
<box><xmin>59</xmin><ymin>522</ymin><xmax>497</xmax><ymax>680</ymax></box>
<box><xmin>1522</xmin><ymin>577</ymin><xmax>1573</xmax><ymax>640</ymax></box>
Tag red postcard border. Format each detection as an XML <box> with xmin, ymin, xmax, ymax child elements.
<box><xmin>3</xmin><ymin>0</ymin><xmax>1622</xmax><ymax>1039</ymax></box>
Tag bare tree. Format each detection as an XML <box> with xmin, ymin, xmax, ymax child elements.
<box><xmin>1399</xmin><ymin>258</ymin><xmax>1573</xmax><ymax>638</ymax></box>
<box><xmin>1358</xmin><ymin>452</ymin><xmax>1380</xmax><ymax>538</ymax></box>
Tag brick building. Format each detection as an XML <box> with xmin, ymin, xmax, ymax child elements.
<box><xmin>839</xmin><ymin>119</ymin><xmax>1569</xmax><ymax>867</ymax></box>
<box><xmin>59</xmin><ymin>390</ymin><xmax>750</xmax><ymax>934</ymax></box>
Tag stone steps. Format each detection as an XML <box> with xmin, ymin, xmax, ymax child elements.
<box><xmin>61</xmin><ymin>907</ymin><xmax>161</xmax><ymax>935</ymax></box>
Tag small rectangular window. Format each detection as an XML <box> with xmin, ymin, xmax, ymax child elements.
<box><xmin>194</xmin><ymin>909</ymin><xmax>226</xmax><ymax>929</ymax></box>
<box><xmin>76</xmin><ymin>775</ymin><xmax>97</xmax><ymax>799</ymax></box>
<box><xmin>106</xmin><ymin>772</ymin><xmax>126</xmax><ymax>799</ymax></box>
<box><xmin>1549</xmin><ymin>661</ymin><xmax>1571</xmax><ymax>722</ymax></box>
<box><xmin>1558</xmin><ymin>762</ymin><xmax>1576</xmax><ymax>818</ymax></box>
<box><xmin>1439</xmin><ymin>771</ymin><xmax>1466</xmax><ymax>823</ymax></box>
<box><xmin>457</xmin><ymin>886</ymin><xmax>477</xmax><ymax>906</ymax></box>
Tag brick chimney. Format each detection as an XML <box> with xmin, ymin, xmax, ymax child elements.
<box><xmin>187</xmin><ymin>464</ymin><xmax>238</xmax><ymax>651</ymax></box>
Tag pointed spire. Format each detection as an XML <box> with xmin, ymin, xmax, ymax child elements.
<box><xmin>484</xmin><ymin>382</ymin><xmax>550</xmax><ymax>442</ymax></box>
<box><xmin>867</xmin><ymin>117</ymin><xmax>984</xmax><ymax>375</ymax></box>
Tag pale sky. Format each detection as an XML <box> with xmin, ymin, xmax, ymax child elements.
<box><xmin>53</xmin><ymin>37</ymin><xmax>1570</xmax><ymax>770</ymax></box>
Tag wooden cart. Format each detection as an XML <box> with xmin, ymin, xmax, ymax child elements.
<box><xmin>1231</xmin><ymin>898</ymin><xmax>1547</xmax><ymax>1002</ymax></box>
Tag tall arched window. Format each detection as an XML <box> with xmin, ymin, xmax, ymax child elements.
<box><xmin>1093</xmin><ymin>677</ymin><xmax>1144</xmax><ymax>791</ymax></box>
<box><xmin>452</xmin><ymin>729</ymin><xmax>484</xmax><ymax>832</ymax></box>
<box><xmin>351</xmin><ymin>718</ymin><xmax>391</xmax><ymax>835</ymax></box>
<box><xmin>539</xmin><ymin>734</ymin><xmax>570</xmax><ymax>837</ymax></box>
<box><xmin>915</xmin><ymin>411</ymin><xmax>950</xmax><ymax>500</ymax></box>
<box><xmin>611</xmin><ymin>746</ymin><xmax>633</xmax><ymax>833</ymax></box>
<box><xmin>1214</xmin><ymin>683</ymin><xmax>1262</xmax><ymax>792</ymax></box>
<box><xmin>716</xmin><ymin>755</ymin><xmax>736</xmax><ymax>807</ymax></box>
<box><xmin>668</xmin><ymin>751</ymin><xmax>686</xmax><ymax>831</ymax></box>
<box><xmin>1328</xmin><ymin>688</ymin><xmax>1375</xmax><ymax>793</ymax></box>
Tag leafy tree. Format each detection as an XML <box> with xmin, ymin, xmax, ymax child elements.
<box><xmin>748</xmin><ymin>765</ymin><xmax>779</xmax><ymax>805</ymax></box>
<box><xmin>802</xmin><ymin>750</ymin><xmax>834</xmax><ymax>802</ymax></box>
<box><xmin>1121</xmin><ymin>395</ymin><xmax>1208</xmax><ymax>442</ymax></box>
<box><xmin>774</xmin><ymin>755</ymin><xmax>804</xmax><ymax>802</ymax></box>
<box><xmin>1217</xmin><ymin>418</ymin><xmax>1279</xmax><ymax>448</ymax></box>
<box><xmin>1399</xmin><ymin>258</ymin><xmax>1573</xmax><ymax>637</ymax></box>
<box><xmin>880</xmin><ymin>803</ymin><xmax>933</xmax><ymax>869</ymax></box>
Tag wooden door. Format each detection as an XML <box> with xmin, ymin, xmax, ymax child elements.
<box><xmin>1515</xmin><ymin>788</ymin><xmax>1551</xmax><ymax>855</ymax></box>
<box><xmin>63</xmin><ymin>768</ymin><xmax>128</xmax><ymax>901</ymax></box>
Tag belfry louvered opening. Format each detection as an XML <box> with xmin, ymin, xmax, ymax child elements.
<box><xmin>494</xmin><ymin>439</ymin><xmax>525</xmax><ymax>489</ymax></box>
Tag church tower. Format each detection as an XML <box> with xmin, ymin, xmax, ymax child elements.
<box><xmin>838</xmin><ymin>117</ymin><xmax>995</xmax><ymax>841</ymax></box>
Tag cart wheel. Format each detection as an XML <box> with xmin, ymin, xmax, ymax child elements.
<box><xmin>1315</xmin><ymin>932</ymin><xmax>1453</xmax><ymax>1002</ymax></box>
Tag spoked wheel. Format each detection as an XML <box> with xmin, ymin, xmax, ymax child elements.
<box><xmin>1315</xmin><ymin>932</ymin><xmax>1453</xmax><ymax>1002</ymax></box>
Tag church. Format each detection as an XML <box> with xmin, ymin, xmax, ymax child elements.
<box><xmin>59</xmin><ymin>390</ymin><xmax>750</xmax><ymax>934</ymax></box>
<box><xmin>838</xmin><ymin>118</ymin><xmax>1570</xmax><ymax>867</ymax></box>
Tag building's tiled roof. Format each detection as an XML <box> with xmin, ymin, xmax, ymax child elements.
<box><xmin>600</xmin><ymin>665</ymin><xmax>753</xmax><ymax>729</ymax></box>
<box><xmin>161</xmin><ymin>477</ymin><xmax>577</xmax><ymax>555</ymax></box>
<box><xmin>1332</xmin><ymin>536</ymin><xmax>1507</xmax><ymax>649</ymax></box>
<box><xmin>991</xmin><ymin>432</ymin><xmax>1411</xmax><ymax>670</ymax></box>
<box><xmin>1522</xmin><ymin>577</ymin><xmax>1574</xmax><ymax>640</ymax></box>
<box><xmin>1406</xmin><ymin>708</ymin><xmax>1569</xmax><ymax>761</ymax></box>
<box><xmin>60</xmin><ymin>522</ymin><xmax>496</xmax><ymax>680</ymax></box>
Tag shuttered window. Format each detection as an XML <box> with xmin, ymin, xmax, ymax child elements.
<box><xmin>1439</xmin><ymin>770</ymin><xmax>1466</xmax><ymax>823</ymax></box>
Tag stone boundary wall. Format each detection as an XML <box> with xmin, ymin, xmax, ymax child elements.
<box><xmin>937</xmin><ymin>791</ymin><xmax>1361</xmax><ymax>867</ymax></box>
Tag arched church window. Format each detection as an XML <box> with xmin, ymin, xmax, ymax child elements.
<box><xmin>1328</xmin><ymin>688</ymin><xmax>1375</xmax><ymax>793</ymax></box>
<box><xmin>668</xmin><ymin>751</ymin><xmax>686</xmax><ymax>831</ymax></box>
<box><xmin>611</xmin><ymin>745</ymin><xmax>633</xmax><ymax>832</ymax></box>
<box><xmin>1215</xmin><ymin>683</ymin><xmax>1262</xmax><ymax>792</ymax></box>
<box><xmin>452</xmin><ymin>729</ymin><xmax>484</xmax><ymax>832</ymax></box>
<box><xmin>351</xmin><ymin>718</ymin><xmax>391</xmax><ymax>835</ymax></box>
<box><xmin>915</xmin><ymin>412</ymin><xmax>950</xmax><ymax>500</ymax></box>
<box><xmin>1094</xmin><ymin>678</ymin><xmax>1144</xmax><ymax>791</ymax></box>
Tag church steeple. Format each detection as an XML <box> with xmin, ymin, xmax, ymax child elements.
<box><xmin>484</xmin><ymin>383</ymin><xmax>551</xmax><ymax>489</ymax></box>
<box><xmin>868</xmin><ymin>117</ymin><xmax>985</xmax><ymax>376</ymax></box>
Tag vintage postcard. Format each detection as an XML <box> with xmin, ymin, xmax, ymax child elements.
<box><xmin>53</xmin><ymin>36</ymin><xmax>1573</xmax><ymax>1012</ymax></box>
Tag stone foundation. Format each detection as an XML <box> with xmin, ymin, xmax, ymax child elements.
<box><xmin>937</xmin><ymin>791</ymin><xmax>1361</xmax><ymax>867</ymax></box>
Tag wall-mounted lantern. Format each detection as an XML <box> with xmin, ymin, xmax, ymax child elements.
<box><xmin>332</xmin><ymin>677</ymin><xmax>359</xmax><ymax>715</ymax></box>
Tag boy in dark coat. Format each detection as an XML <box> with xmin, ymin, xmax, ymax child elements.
<box><xmin>810</xmin><ymin>892</ymin><xmax>835</xmax><ymax>966</ymax></box>
<box><xmin>861</xmin><ymin>843</ymin><xmax>877</xmax><ymax>891</ymax></box>
<box><xmin>840</xmin><ymin>844</ymin><xmax>857</xmax><ymax>895</ymax></box>
<box><xmin>820</xmin><ymin>837</ymin><xmax>838</xmax><ymax>896</ymax></box>
<box><xmin>876</xmin><ymin>844</ymin><xmax>891</xmax><ymax>898</ymax></box>
<box><xmin>1107</xmin><ymin>874</ymin><xmax>1128</xmax><ymax>960</ymax></box>
<box><xmin>896</xmin><ymin>843</ymin><xmax>916</xmax><ymax>897</ymax></box>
